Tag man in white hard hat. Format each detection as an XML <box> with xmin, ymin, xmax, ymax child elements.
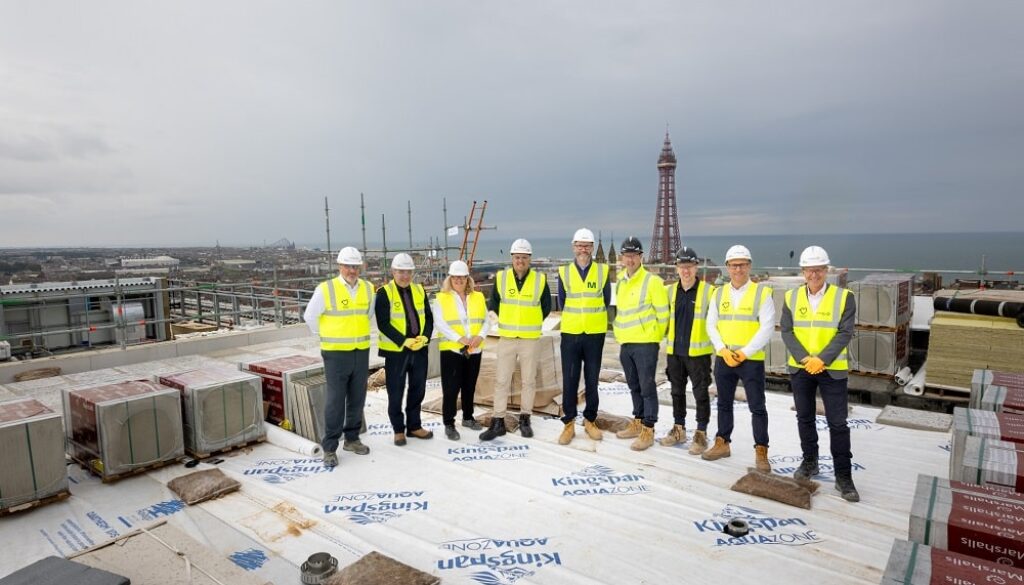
<box><xmin>480</xmin><ymin>238</ymin><xmax>551</xmax><ymax>440</ymax></box>
<box><xmin>612</xmin><ymin>236</ymin><xmax>670</xmax><ymax>451</ymax></box>
<box><xmin>303</xmin><ymin>246</ymin><xmax>376</xmax><ymax>467</ymax></box>
<box><xmin>702</xmin><ymin>244</ymin><xmax>775</xmax><ymax>472</ymax></box>
<box><xmin>781</xmin><ymin>246</ymin><xmax>859</xmax><ymax>502</ymax></box>
<box><xmin>375</xmin><ymin>253</ymin><xmax>434</xmax><ymax>446</ymax></box>
<box><xmin>556</xmin><ymin>228</ymin><xmax>611</xmax><ymax>445</ymax></box>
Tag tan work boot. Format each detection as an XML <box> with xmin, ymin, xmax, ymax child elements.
<box><xmin>701</xmin><ymin>436</ymin><xmax>731</xmax><ymax>461</ymax></box>
<box><xmin>688</xmin><ymin>430</ymin><xmax>708</xmax><ymax>455</ymax></box>
<box><xmin>754</xmin><ymin>445</ymin><xmax>771</xmax><ymax>473</ymax></box>
<box><xmin>558</xmin><ymin>421</ymin><xmax>575</xmax><ymax>445</ymax></box>
<box><xmin>630</xmin><ymin>425</ymin><xmax>655</xmax><ymax>451</ymax></box>
<box><xmin>583</xmin><ymin>419</ymin><xmax>603</xmax><ymax>441</ymax></box>
<box><xmin>615</xmin><ymin>418</ymin><xmax>643</xmax><ymax>439</ymax></box>
<box><xmin>659</xmin><ymin>424</ymin><xmax>687</xmax><ymax>447</ymax></box>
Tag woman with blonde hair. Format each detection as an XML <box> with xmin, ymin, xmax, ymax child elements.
<box><xmin>430</xmin><ymin>260</ymin><xmax>491</xmax><ymax>440</ymax></box>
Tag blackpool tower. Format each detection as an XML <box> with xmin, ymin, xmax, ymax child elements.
<box><xmin>648</xmin><ymin>131</ymin><xmax>681</xmax><ymax>264</ymax></box>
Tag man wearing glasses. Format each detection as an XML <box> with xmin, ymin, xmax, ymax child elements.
<box><xmin>781</xmin><ymin>246</ymin><xmax>859</xmax><ymax>502</ymax></box>
<box><xmin>702</xmin><ymin>245</ymin><xmax>775</xmax><ymax>471</ymax></box>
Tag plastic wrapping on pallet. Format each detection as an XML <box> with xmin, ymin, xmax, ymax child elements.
<box><xmin>288</xmin><ymin>374</ymin><xmax>327</xmax><ymax>444</ymax></box>
<box><xmin>157</xmin><ymin>367</ymin><xmax>266</xmax><ymax>457</ymax></box>
<box><xmin>850</xmin><ymin>273</ymin><xmax>913</xmax><ymax>328</ymax></box>
<box><xmin>64</xmin><ymin>380</ymin><xmax>184</xmax><ymax>479</ymax></box>
<box><xmin>970</xmin><ymin>369</ymin><xmax>1024</xmax><ymax>413</ymax></box>
<box><xmin>0</xmin><ymin>398</ymin><xmax>68</xmax><ymax>513</ymax></box>
<box><xmin>950</xmin><ymin>435</ymin><xmax>1024</xmax><ymax>491</ymax></box>
<box><xmin>950</xmin><ymin>408</ymin><xmax>1024</xmax><ymax>490</ymax></box>
<box><xmin>849</xmin><ymin>325</ymin><xmax>909</xmax><ymax>375</ymax></box>
<box><xmin>881</xmin><ymin>539</ymin><xmax>1024</xmax><ymax>585</ymax></box>
<box><xmin>764</xmin><ymin>331</ymin><xmax>790</xmax><ymax>375</ymax></box>
<box><xmin>239</xmin><ymin>355</ymin><xmax>323</xmax><ymax>426</ymax></box>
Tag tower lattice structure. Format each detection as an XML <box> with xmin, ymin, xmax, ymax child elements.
<box><xmin>649</xmin><ymin>132</ymin><xmax>681</xmax><ymax>264</ymax></box>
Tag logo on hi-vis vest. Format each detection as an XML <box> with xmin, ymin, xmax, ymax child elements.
<box><xmin>694</xmin><ymin>504</ymin><xmax>822</xmax><ymax>547</ymax></box>
<box><xmin>549</xmin><ymin>464</ymin><xmax>650</xmax><ymax>497</ymax></box>
<box><xmin>798</xmin><ymin>306</ymin><xmax>808</xmax><ymax>316</ymax></box>
<box><xmin>324</xmin><ymin>491</ymin><xmax>429</xmax><ymax>525</ymax></box>
<box><xmin>393</xmin><ymin>300</ymin><xmax>402</xmax><ymax>310</ymax></box>
<box><xmin>507</xmin><ymin>287</ymin><xmax>517</xmax><ymax>297</ymax></box>
<box><xmin>722</xmin><ymin>301</ymin><xmax>731</xmax><ymax>310</ymax></box>
<box><xmin>242</xmin><ymin>457</ymin><xmax>336</xmax><ymax>484</ymax></box>
<box><xmin>340</xmin><ymin>298</ymin><xmax>349</xmax><ymax>307</ymax></box>
<box><xmin>768</xmin><ymin>454</ymin><xmax>865</xmax><ymax>481</ymax></box>
<box><xmin>448</xmin><ymin>440</ymin><xmax>531</xmax><ymax>462</ymax></box>
<box><xmin>587</xmin><ymin>281</ymin><xmax>597</xmax><ymax>289</ymax></box>
<box><xmin>437</xmin><ymin>536</ymin><xmax>562</xmax><ymax>584</ymax></box>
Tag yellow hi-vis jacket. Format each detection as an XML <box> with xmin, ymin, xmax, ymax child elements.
<box><xmin>613</xmin><ymin>266</ymin><xmax>669</xmax><ymax>344</ymax></box>
<box><xmin>436</xmin><ymin>290</ymin><xmax>488</xmax><ymax>352</ymax></box>
<box><xmin>666</xmin><ymin>280</ymin><xmax>715</xmax><ymax>356</ymax></box>
<box><xmin>497</xmin><ymin>268</ymin><xmax>546</xmax><ymax>339</ymax></box>
<box><xmin>713</xmin><ymin>283</ymin><xmax>772</xmax><ymax>360</ymax></box>
<box><xmin>377</xmin><ymin>280</ymin><xmax>427</xmax><ymax>353</ymax></box>
<box><xmin>318</xmin><ymin>277</ymin><xmax>374</xmax><ymax>351</ymax></box>
<box><xmin>785</xmin><ymin>284</ymin><xmax>851</xmax><ymax>370</ymax></box>
<box><xmin>559</xmin><ymin>262</ymin><xmax>609</xmax><ymax>334</ymax></box>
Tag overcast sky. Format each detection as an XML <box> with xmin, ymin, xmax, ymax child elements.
<box><xmin>1</xmin><ymin>1</ymin><xmax>1022</xmax><ymax>248</ymax></box>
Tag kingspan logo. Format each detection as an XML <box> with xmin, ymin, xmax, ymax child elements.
<box><xmin>768</xmin><ymin>454</ymin><xmax>865</xmax><ymax>481</ymax></box>
<box><xmin>448</xmin><ymin>439</ymin><xmax>530</xmax><ymax>463</ymax></box>
<box><xmin>367</xmin><ymin>421</ymin><xmax>446</xmax><ymax>437</ymax></box>
<box><xmin>598</xmin><ymin>382</ymin><xmax>630</xmax><ymax>396</ymax></box>
<box><xmin>242</xmin><ymin>457</ymin><xmax>335</xmax><ymax>484</ymax></box>
<box><xmin>694</xmin><ymin>504</ymin><xmax>822</xmax><ymax>547</ymax></box>
<box><xmin>550</xmin><ymin>464</ymin><xmax>650</xmax><ymax>497</ymax></box>
<box><xmin>436</xmin><ymin>536</ymin><xmax>562</xmax><ymax>584</ymax></box>
<box><xmin>816</xmin><ymin>415</ymin><xmax>879</xmax><ymax>432</ymax></box>
<box><xmin>324</xmin><ymin>490</ymin><xmax>429</xmax><ymax>525</ymax></box>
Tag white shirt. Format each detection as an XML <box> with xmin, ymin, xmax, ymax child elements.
<box><xmin>430</xmin><ymin>292</ymin><xmax>492</xmax><ymax>354</ymax></box>
<box><xmin>805</xmin><ymin>283</ymin><xmax>828</xmax><ymax>313</ymax></box>
<box><xmin>302</xmin><ymin>277</ymin><xmax>375</xmax><ymax>337</ymax></box>
<box><xmin>706</xmin><ymin>279</ymin><xmax>776</xmax><ymax>356</ymax></box>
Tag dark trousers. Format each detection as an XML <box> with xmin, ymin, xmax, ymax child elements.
<box><xmin>665</xmin><ymin>353</ymin><xmax>712</xmax><ymax>430</ymax></box>
<box><xmin>620</xmin><ymin>342</ymin><xmax>660</xmax><ymax>428</ymax></box>
<box><xmin>713</xmin><ymin>357</ymin><xmax>769</xmax><ymax>446</ymax></box>
<box><xmin>560</xmin><ymin>333</ymin><xmax>605</xmax><ymax>423</ymax></box>
<box><xmin>440</xmin><ymin>350</ymin><xmax>482</xmax><ymax>426</ymax></box>
<box><xmin>321</xmin><ymin>349</ymin><xmax>369</xmax><ymax>452</ymax></box>
<box><xmin>791</xmin><ymin>369</ymin><xmax>853</xmax><ymax>474</ymax></box>
<box><xmin>384</xmin><ymin>349</ymin><xmax>429</xmax><ymax>433</ymax></box>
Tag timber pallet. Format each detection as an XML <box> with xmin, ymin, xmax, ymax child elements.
<box><xmin>850</xmin><ymin>370</ymin><xmax>898</xmax><ymax>380</ymax></box>
<box><xmin>187</xmin><ymin>436</ymin><xmax>266</xmax><ymax>460</ymax></box>
<box><xmin>73</xmin><ymin>456</ymin><xmax>185</xmax><ymax>484</ymax></box>
<box><xmin>0</xmin><ymin>490</ymin><xmax>71</xmax><ymax>517</ymax></box>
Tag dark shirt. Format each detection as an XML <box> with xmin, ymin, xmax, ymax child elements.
<box><xmin>556</xmin><ymin>261</ymin><xmax>612</xmax><ymax>308</ymax></box>
<box><xmin>374</xmin><ymin>283</ymin><xmax>434</xmax><ymax>356</ymax></box>
<box><xmin>488</xmin><ymin>268</ymin><xmax>552</xmax><ymax>319</ymax></box>
<box><xmin>672</xmin><ymin>281</ymin><xmax>699</xmax><ymax>356</ymax></box>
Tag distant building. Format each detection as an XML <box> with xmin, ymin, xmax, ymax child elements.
<box><xmin>121</xmin><ymin>255</ymin><xmax>179</xmax><ymax>268</ymax></box>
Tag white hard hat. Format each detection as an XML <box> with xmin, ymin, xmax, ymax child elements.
<box><xmin>510</xmin><ymin>238</ymin><xmax>533</xmax><ymax>255</ymax></box>
<box><xmin>799</xmin><ymin>245</ymin><xmax>831</xmax><ymax>267</ymax></box>
<box><xmin>571</xmin><ymin>228</ymin><xmax>595</xmax><ymax>244</ymax></box>
<box><xmin>391</xmin><ymin>253</ymin><xmax>415</xmax><ymax>270</ymax></box>
<box><xmin>448</xmin><ymin>260</ymin><xmax>470</xmax><ymax>276</ymax></box>
<box><xmin>336</xmin><ymin>246</ymin><xmax>362</xmax><ymax>266</ymax></box>
<box><xmin>724</xmin><ymin>245</ymin><xmax>752</xmax><ymax>263</ymax></box>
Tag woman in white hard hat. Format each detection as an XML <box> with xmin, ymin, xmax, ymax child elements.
<box><xmin>430</xmin><ymin>260</ymin><xmax>492</xmax><ymax>440</ymax></box>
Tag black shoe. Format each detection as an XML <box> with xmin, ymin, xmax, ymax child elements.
<box><xmin>445</xmin><ymin>425</ymin><xmax>460</xmax><ymax>441</ymax></box>
<box><xmin>462</xmin><ymin>419</ymin><xmax>482</xmax><ymax>431</ymax></box>
<box><xmin>835</xmin><ymin>474</ymin><xmax>860</xmax><ymax>502</ymax></box>
<box><xmin>519</xmin><ymin>414</ymin><xmax>534</xmax><ymax>438</ymax></box>
<box><xmin>793</xmin><ymin>456</ymin><xmax>820</xmax><ymax>481</ymax></box>
<box><xmin>479</xmin><ymin>417</ymin><xmax>506</xmax><ymax>441</ymax></box>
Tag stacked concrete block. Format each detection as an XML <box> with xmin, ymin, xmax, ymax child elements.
<box><xmin>849</xmin><ymin>325</ymin><xmax>910</xmax><ymax>375</ymax></box>
<box><xmin>239</xmin><ymin>355</ymin><xmax>323</xmax><ymax>426</ymax></box>
<box><xmin>288</xmin><ymin>374</ymin><xmax>328</xmax><ymax>444</ymax></box>
<box><xmin>950</xmin><ymin>436</ymin><xmax>1024</xmax><ymax>491</ymax></box>
<box><xmin>0</xmin><ymin>398</ymin><xmax>69</xmax><ymax>512</ymax></box>
<box><xmin>971</xmin><ymin>369</ymin><xmax>1024</xmax><ymax>414</ymax></box>
<box><xmin>850</xmin><ymin>273</ymin><xmax>914</xmax><ymax>328</ymax></box>
<box><xmin>882</xmin><ymin>539</ymin><xmax>1024</xmax><ymax>584</ymax></box>
<box><xmin>951</xmin><ymin>408</ymin><xmax>1024</xmax><ymax>477</ymax></box>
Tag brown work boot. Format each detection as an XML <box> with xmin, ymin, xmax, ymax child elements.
<box><xmin>630</xmin><ymin>425</ymin><xmax>655</xmax><ymax>451</ymax></box>
<box><xmin>701</xmin><ymin>436</ymin><xmax>731</xmax><ymax>461</ymax></box>
<box><xmin>754</xmin><ymin>445</ymin><xmax>771</xmax><ymax>473</ymax></box>
<box><xmin>615</xmin><ymin>418</ymin><xmax>642</xmax><ymax>439</ymax></box>
<box><xmin>409</xmin><ymin>428</ymin><xmax>434</xmax><ymax>440</ymax></box>
<box><xmin>558</xmin><ymin>421</ymin><xmax>575</xmax><ymax>445</ymax></box>
<box><xmin>583</xmin><ymin>419</ymin><xmax>603</xmax><ymax>441</ymax></box>
<box><xmin>659</xmin><ymin>424</ymin><xmax>686</xmax><ymax>447</ymax></box>
<box><xmin>393</xmin><ymin>432</ymin><xmax>407</xmax><ymax>446</ymax></box>
<box><xmin>688</xmin><ymin>430</ymin><xmax>708</xmax><ymax>455</ymax></box>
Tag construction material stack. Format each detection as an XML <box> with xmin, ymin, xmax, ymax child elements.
<box><xmin>288</xmin><ymin>374</ymin><xmax>328</xmax><ymax>443</ymax></box>
<box><xmin>848</xmin><ymin>274</ymin><xmax>913</xmax><ymax>376</ymax></box>
<box><xmin>971</xmin><ymin>369</ymin><xmax>1024</xmax><ymax>414</ymax></box>
<box><xmin>0</xmin><ymin>398</ymin><xmax>69</xmax><ymax>514</ymax></box>
<box><xmin>238</xmin><ymin>355</ymin><xmax>323</xmax><ymax>427</ymax></box>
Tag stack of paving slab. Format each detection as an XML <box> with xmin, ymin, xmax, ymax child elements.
<box><xmin>950</xmin><ymin>408</ymin><xmax>1024</xmax><ymax>478</ymax></box>
<box><xmin>881</xmin><ymin>539</ymin><xmax>1024</xmax><ymax>584</ymax></box>
<box><xmin>847</xmin><ymin>274</ymin><xmax>913</xmax><ymax>376</ymax></box>
<box><xmin>239</xmin><ymin>354</ymin><xmax>323</xmax><ymax>426</ymax></box>
<box><xmin>288</xmin><ymin>374</ymin><xmax>328</xmax><ymax>443</ymax></box>
<box><xmin>970</xmin><ymin>369</ymin><xmax>1024</xmax><ymax>414</ymax></box>
<box><xmin>0</xmin><ymin>398</ymin><xmax>69</xmax><ymax>514</ymax></box>
<box><xmin>949</xmin><ymin>435</ymin><xmax>1024</xmax><ymax>491</ymax></box>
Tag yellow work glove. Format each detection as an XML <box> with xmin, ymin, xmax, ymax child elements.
<box><xmin>803</xmin><ymin>356</ymin><xmax>826</xmax><ymax>375</ymax></box>
<box><xmin>402</xmin><ymin>338</ymin><xmax>419</xmax><ymax>350</ymax></box>
<box><xmin>416</xmin><ymin>335</ymin><xmax>429</xmax><ymax>346</ymax></box>
<box><xmin>717</xmin><ymin>348</ymin><xmax>739</xmax><ymax>368</ymax></box>
<box><xmin>733</xmin><ymin>350</ymin><xmax>747</xmax><ymax>364</ymax></box>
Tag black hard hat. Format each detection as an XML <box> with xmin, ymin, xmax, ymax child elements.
<box><xmin>620</xmin><ymin>236</ymin><xmax>643</xmax><ymax>254</ymax></box>
<box><xmin>675</xmin><ymin>246</ymin><xmax>699</xmax><ymax>264</ymax></box>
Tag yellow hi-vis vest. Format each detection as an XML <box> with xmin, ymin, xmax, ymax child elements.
<box><xmin>377</xmin><ymin>280</ymin><xmax>427</xmax><ymax>353</ymax></box>
<box><xmin>497</xmin><ymin>268</ymin><xmax>545</xmax><ymax>339</ymax></box>
<box><xmin>714</xmin><ymin>282</ymin><xmax>772</xmax><ymax>361</ymax></box>
<box><xmin>613</xmin><ymin>266</ymin><xmax>669</xmax><ymax>344</ymax></box>
<box><xmin>318</xmin><ymin>277</ymin><xmax>373</xmax><ymax>351</ymax></box>
<box><xmin>666</xmin><ymin>280</ymin><xmax>715</xmax><ymax>356</ymax></box>
<box><xmin>785</xmin><ymin>284</ymin><xmax>850</xmax><ymax>370</ymax></box>
<box><xmin>559</xmin><ymin>262</ymin><xmax>609</xmax><ymax>334</ymax></box>
<box><xmin>436</xmin><ymin>290</ymin><xmax>488</xmax><ymax>352</ymax></box>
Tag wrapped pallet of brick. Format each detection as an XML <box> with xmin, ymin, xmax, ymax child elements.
<box><xmin>64</xmin><ymin>380</ymin><xmax>184</xmax><ymax>479</ymax></box>
<box><xmin>239</xmin><ymin>355</ymin><xmax>323</xmax><ymax>426</ymax></box>
<box><xmin>909</xmin><ymin>474</ymin><xmax>1024</xmax><ymax>567</ymax></box>
<box><xmin>763</xmin><ymin>331</ymin><xmax>790</xmax><ymax>375</ymax></box>
<box><xmin>950</xmin><ymin>408</ymin><xmax>1024</xmax><ymax>476</ymax></box>
<box><xmin>0</xmin><ymin>398</ymin><xmax>69</xmax><ymax>513</ymax></box>
<box><xmin>882</xmin><ymin>539</ymin><xmax>1024</xmax><ymax>585</ymax></box>
<box><xmin>288</xmin><ymin>374</ymin><xmax>328</xmax><ymax>444</ymax></box>
<box><xmin>848</xmin><ymin>325</ymin><xmax>909</xmax><ymax>375</ymax></box>
<box><xmin>156</xmin><ymin>367</ymin><xmax>266</xmax><ymax>457</ymax></box>
<box><xmin>850</xmin><ymin>273</ymin><xmax>913</xmax><ymax>328</ymax></box>
<box><xmin>971</xmin><ymin>369</ymin><xmax>1024</xmax><ymax>413</ymax></box>
<box><xmin>951</xmin><ymin>435</ymin><xmax>1024</xmax><ymax>491</ymax></box>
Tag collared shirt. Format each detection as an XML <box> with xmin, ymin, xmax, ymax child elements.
<box><xmin>705</xmin><ymin>279</ymin><xmax>776</xmax><ymax>356</ymax></box>
<box><xmin>430</xmin><ymin>293</ymin><xmax>493</xmax><ymax>354</ymax></box>
<box><xmin>671</xmin><ymin>281</ymin><xmax>699</xmax><ymax>356</ymax></box>
<box><xmin>806</xmin><ymin>283</ymin><xmax>828</xmax><ymax>312</ymax></box>
<box><xmin>302</xmin><ymin>277</ymin><xmax>375</xmax><ymax>337</ymax></box>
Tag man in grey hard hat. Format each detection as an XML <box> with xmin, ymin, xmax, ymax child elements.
<box><xmin>781</xmin><ymin>245</ymin><xmax>859</xmax><ymax>502</ymax></box>
<box><xmin>303</xmin><ymin>246</ymin><xmax>375</xmax><ymax>467</ymax></box>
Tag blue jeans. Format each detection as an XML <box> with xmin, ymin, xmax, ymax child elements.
<box><xmin>321</xmin><ymin>349</ymin><xmax>369</xmax><ymax>452</ymax></box>
<box><xmin>713</xmin><ymin>357</ymin><xmax>768</xmax><ymax>446</ymax></box>
<box><xmin>384</xmin><ymin>349</ymin><xmax>429</xmax><ymax>433</ymax></box>
<box><xmin>620</xmin><ymin>343</ymin><xmax>660</xmax><ymax>427</ymax></box>
<box><xmin>791</xmin><ymin>369</ymin><xmax>852</xmax><ymax>474</ymax></box>
<box><xmin>561</xmin><ymin>333</ymin><xmax>605</xmax><ymax>423</ymax></box>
